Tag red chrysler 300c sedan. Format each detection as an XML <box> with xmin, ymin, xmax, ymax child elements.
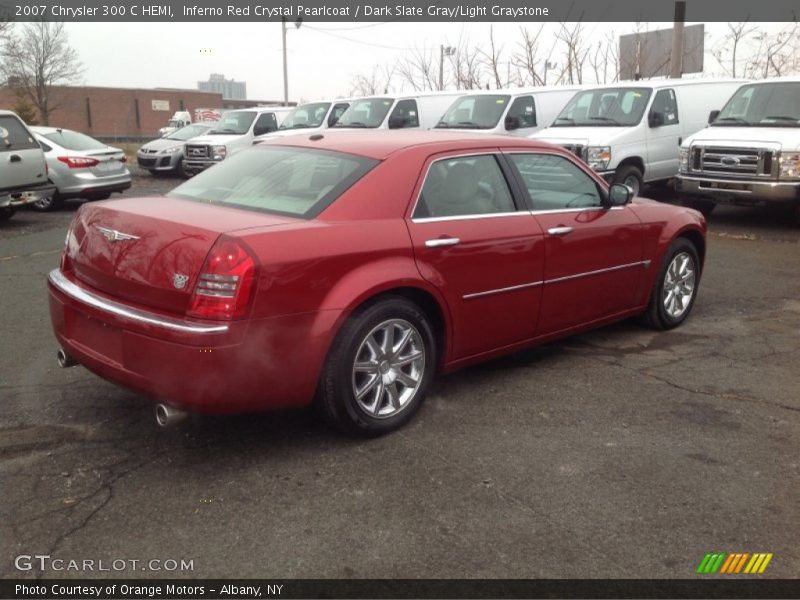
<box><xmin>49</xmin><ymin>131</ymin><xmax>706</xmax><ymax>435</ymax></box>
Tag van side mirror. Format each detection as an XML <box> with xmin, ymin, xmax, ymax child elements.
<box><xmin>708</xmin><ymin>110</ymin><xmax>720</xmax><ymax>124</ymax></box>
<box><xmin>648</xmin><ymin>111</ymin><xmax>665</xmax><ymax>128</ymax></box>
<box><xmin>505</xmin><ymin>115</ymin><xmax>521</xmax><ymax>131</ymax></box>
<box><xmin>253</xmin><ymin>124</ymin><xmax>275</xmax><ymax>136</ymax></box>
<box><xmin>388</xmin><ymin>116</ymin><xmax>406</xmax><ymax>129</ymax></box>
<box><xmin>608</xmin><ymin>183</ymin><xmax>633</xmax><ymax>206</ymax></box>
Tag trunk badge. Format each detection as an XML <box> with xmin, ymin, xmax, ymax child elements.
<box><xmin>95</xmin><ymin>225</ymin><xmax>140</xmax><ymax>243</ymax></box>
<box><xmin>172</xmin><ymin>273</ymin><xmax>189</xmax><ymax>289</ymax></box>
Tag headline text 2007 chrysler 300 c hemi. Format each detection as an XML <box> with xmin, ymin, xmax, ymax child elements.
<box><xmin>48</xmin><ymin>131</ymin><xmax>706</xmax><ymax>435</ymax></box>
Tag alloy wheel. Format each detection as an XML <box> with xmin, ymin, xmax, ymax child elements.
<box><xmin>663</xmin><ymin>251</ymin><xmax>696</xmax><ymax>318</ymax></box>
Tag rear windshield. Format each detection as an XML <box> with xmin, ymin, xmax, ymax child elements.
<box><xmin>435</xmin><ymin>95</ymin><xmax>510</xmax><ymax>129</ymax></box>
<box><xmin>167</xmin><ymin>146</ymin><xmax>378</xmax><ymax>218</ymax></box>
<box><xmin>210</xmin><ymin>111</ymin><xmax>256</xmax><ymax>135</ymax></box>
<box><xmin>43</xmin><ymin>129</ymin><xmax>106</xmax><ymax>151</ymax></box>
<box><xmin>334</xmin><ymin>98</ymin><xmax>393</xmax><ymax>128</ymax></box>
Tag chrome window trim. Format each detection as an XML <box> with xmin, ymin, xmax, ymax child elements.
<box><xmin>462</xmin><ymin>260</ymin><xmax>651</xmax><ymax>300</ymax></box>
<box><xmin>530</xmin><ymin>206</ymin><xmax>625</xmax><ymax>215</ymax></box>
<box><xmin>48</xmin><ymin>269</ymin><xmax>229</xmax><ymax>335</ymax></box>
<box><xmin>409</xmin><ymin>151</ymin><xmax>521</xmax><ymax>223</ymax></box>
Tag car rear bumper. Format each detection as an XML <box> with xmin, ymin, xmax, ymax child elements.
<box><xmin>48</xmin><ymin>269</ymin><xmax>338</xmax><ymax>414</ymax></box>
<box><xmin>0</xmin><ymin>183</ymin><xmax>57</xmax><ymax>208</ymax></box>
<box><xmin>57</xmin><ymin>172</ymin><xmax>132</xmax><ymax>198</ymax></box>
<box><xmin>677</xmin><ymin>175</ymin><xmax>800</xmax><ymax>203</ymax></box>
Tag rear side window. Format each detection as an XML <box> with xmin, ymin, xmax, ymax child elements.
<box><xmin>43</xmin><ymin>129</ymin><xmax>106</xmax><ymax>151</ymax></box>
<box><xmin>253</xmin><ymin>113</ymin><xmax>279</xmax><ymax>136</ymax></box>
<box><xmin>509</xmin><ymin>153</ymin><xmax>602</xmax><ymax>211</ymax></box>
<box><xmin>167</xmin><ymin>147</ymin><xmax>377</xmax><ymax>219</ymax></box>
<box><xmin>388</xmin><ymin>99</ymin><xmax>419</xmax><ymax>129</ymax></box>
<box><xmin>413</xmin><ymin>155</ymin><xmax>516</xmax><ymax>219</ymax></box>
<box><xmin>328</xmin><ymin>103</ymin><xmax>349</xmax><ymax>127</ymax></box>
<box><xmin>0</xmin><ymin>115</ymin><xmax>39</xmax><ymax>151</ymax></box>
<box><xmin>506</xmin><ymin>96</ymin><xmax>536</xmax><ymax>129</ymax></box>
<box><xmin>651</xmin><ymin>89</ymin><xmax>679</xmax><ymax>125</ymax></box>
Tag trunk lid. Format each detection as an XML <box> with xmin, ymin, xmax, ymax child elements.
<box><xmin>67</xmin><ymin>196</ymin><xmax>296</xmax><ymax>314</ymax></box>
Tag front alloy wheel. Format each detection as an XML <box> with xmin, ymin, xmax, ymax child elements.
<box><xmin>642</xmin><ymin>238</ymin><xmax>701</xmax><ymax>330</ymax></box>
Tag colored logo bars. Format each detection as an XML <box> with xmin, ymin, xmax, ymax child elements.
<box><xmin>697</xmin><ymin>552</ymin><xmax>773</xmax><ymax>574</ymax></box>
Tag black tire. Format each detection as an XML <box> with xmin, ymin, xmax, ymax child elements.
<box><xmin>642</xmin><ymin>237</ymin><xmax>701</xmax><ymax>330</ymax></box>
<box><xmin>318</xmin><ymin>296</ymin><xmax>436</xmax><ymax>436</ymax></box>
<box><xmin>0</xmin><ymin>207</ymin><xmax>16</xmax><ymax>221</ymax></box>
<box><xmin>31</xmin><ymin>189</ymin><xmax>64</xmax><ymax>212</ymax></box>
<box><xmin>682</xmin><ymin>198</ymin><xmax>716</xmax><ymax>217</ymax></box>
<box><xmin>86</xmin><ymin>192</ymin><xmax>111</xmax><ymax>201</ymax></box>
<box><xmin>613</xmin><ymin>164</ymin><xmax>644</xmax><ymax>196</ymax></box>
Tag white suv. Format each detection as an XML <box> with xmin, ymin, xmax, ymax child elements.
<box><xmin>0</xmin><ymin>110</ymin><xmax>56</xmax><ymax>221</ymax></box>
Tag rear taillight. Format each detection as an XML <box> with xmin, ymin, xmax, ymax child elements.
<box><xmin>57</xmin><ymin>156</ymin><xmax>100</xmax><ymax>169</ymax></box>
<box><xmin>187</xmin><ymin>237</ymin><xmax>258</xmax><ymax>321</ymax></box>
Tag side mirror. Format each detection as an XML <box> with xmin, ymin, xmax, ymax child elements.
<box><xmin>253</xmin><ymin>125</ymin><xmax>274</xmax><ymax>136</ymax></box>
<box><xmin>708</xmin><ymin>110</ymin><xmax>720</xmax><ymax>124</ymax></box>
<box><xmin>387</xmin><ymin>116</ymin><xmax>406</xmax><ymax>129</ymax></box>
<box><xmin>648</xmin><ymin>111</ymin><xmax>665</xmax><ymax>128</ymax></box>
<box><xmin>505</xmin><ymin>115</ymin><xmax>521</xmax><ymax>131</ymax></box>
<box><xmin>608</xmin><ymin>183</ymin><xmax>633</xmax><ymax>206</ymax></box>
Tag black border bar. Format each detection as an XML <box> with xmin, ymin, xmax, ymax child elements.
<box><xmin>3</xmin><ymin>579</ymin><xmax>800</xmax><ymax>599</ymax></box>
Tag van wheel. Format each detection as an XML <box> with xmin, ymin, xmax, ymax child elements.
<box><xmin>642</xmin><ymin>238</ymin><xmax>701</xmax><ymax>330</ymax></box>
<box><xmin>682</xmin><ymin>198</ymin><xmax>716</xmax><ymax>217</ymax></box>
<box><xmin>318</xmin><ymin>297</ymin><xmax>436</xmax><ymax>436</ymax></box>
<box><xmin>0</xmin><ymin>207</ymin><xmax>16</xmax><ymax>221</ymax></box>
<box><xmin>613</xmin><ymin>165</ymin><xmax>643</xmax><ymax>196</ymax></box>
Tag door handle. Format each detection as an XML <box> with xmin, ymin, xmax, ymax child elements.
<box><xmin>9</xmin><ymin>155</ymin><xmax>21</xmax><ymax>163</ymax></box>
<box><xmin>547</xmin><ymin>226</ymin><xmax>573</xmax><ymax>236</ymax></box>
<box><xmin>425</xmin><ymin>237</ymin><xmax>461</xmax><ymax>248</ymax></box>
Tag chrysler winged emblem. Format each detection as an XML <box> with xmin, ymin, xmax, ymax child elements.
<box><xmin>172</xmin><ymin>273</ymin><xmax>189</xmax><ymax>289</ymax></box>
<box><xmin>95</xmin><ymin>225</ymin><xmax>140</xmax><ymax>243</ymax></box>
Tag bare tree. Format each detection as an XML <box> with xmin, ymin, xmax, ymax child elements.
<box><xmin>555</xmin><ymin>22</ymin><xmax>590</xmax><ymax>84</ymax></box>
<box><xmin>711</xmin><ymin>22</ymin><xmax>757</xmax><ymax>78</ymax></box>
<box><xmin>513</xmin><ymin>26</ymin><xmax>547</xmax><ymax>86</ymax></box>
<box><xmin>449</xmin><ymin>39</ymin><xmax>484</xmax><ymax>90</ymax></box>
<box><xmin>588</xmin><ymin>31</ymin><xmax>620</xmax><ymax>84</ymax></box>
<box><xmin>1</xmin><ymin>21</ymin><xmax>83</xmax><ymax>125</ymax></box>
<box><xmin>749</xmin><ymin>23</ymin><xmax>800</xmax><ymax>77</ymax></box>
<box><xmin>479</xmin><ymin>25</ymin><xmax>504</xmax><ymax>89</ymax></box>
<box><xmin>397</xmin><ymin>47</ymin><xmax>438</xmax><ymax>91</ymax></box>
<box><xmin>349</xmin><ymin>63</ymin><xmax>396</xmax><ymax>96</ymax></box>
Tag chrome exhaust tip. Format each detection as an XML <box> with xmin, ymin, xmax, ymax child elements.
<box><xmin>155</xmin><ymin>403</ymin><xmax>187</xmax><ymax>428</ymax></box>
<box><xmin>57</xmin><ymin>348</ymin><xmax>78</xmax><ymax>368</ymax></box>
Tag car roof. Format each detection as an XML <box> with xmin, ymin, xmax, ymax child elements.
<box><xmin>30</xmin><ymin>126</ymin><xmax>64</xmax><ymax>134</ymax></box>
<box><xmin>578</xmin><ymin>78</ymin><xmax>746</xmax><ymax>91</ymax></box>
<box><xmin>263</xmin><ymin>129</ymin><xmax>564</xmax><ymax>160</ymax></box>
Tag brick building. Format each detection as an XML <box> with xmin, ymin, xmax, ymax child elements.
<box><xmin>0</xmin><ymin>85</ymin><xmax>289</xmax><ymax>140</ymax></box>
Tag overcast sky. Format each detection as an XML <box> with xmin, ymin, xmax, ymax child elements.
<box><xmin>61</xmin><ymin>21</ymin><xmax>788</xmax><ymax>102</ymax></box>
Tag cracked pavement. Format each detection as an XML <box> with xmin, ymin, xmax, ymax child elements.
<box><xmin>1</xmin><ymin>173</ymin><xmax>798</xmax><ymax>579</ymax></box>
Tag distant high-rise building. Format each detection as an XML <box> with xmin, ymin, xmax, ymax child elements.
<box><xmin>198</xmin><ymin>73</ymin><xmax>247</xmax><ymax>100</ymax></box>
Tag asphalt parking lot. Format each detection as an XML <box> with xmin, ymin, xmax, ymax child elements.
<box><xmin>1</xmin><ymin>169</ymin><xmax>799</xmax><ymax>579</ymax></box>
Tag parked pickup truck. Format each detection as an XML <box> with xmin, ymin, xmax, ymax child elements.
<box><xmin>0</xmin><ymin>110</ymin><xmax>56</xmax><ymax>221</ymax></box>
<box><xmin>182</xmin><ymin>107</ymin><xmax>292</xmax><ymax>176</ymax></box>
<box><xmin>677</xmin><ymin>76</ymin><xmax>800</xmax><ymax>221</ymax></box>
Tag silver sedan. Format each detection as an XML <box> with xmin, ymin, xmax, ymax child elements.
<box><xmin>31</xmin><ymin>127</ymin><xmax>131</xmax><ymax>211</ymax></box>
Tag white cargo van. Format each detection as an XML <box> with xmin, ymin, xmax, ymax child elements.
<box><xmin>252</xmin><ymin>99</ymin><xmax>353</xmax><ymax>144</ymax></box>
<box><xmin>182</xmin><ymin>106</ymin><xmax>292</xmax><ymax>175</ymax></box>
<box><xmin>332</xmin><ymin>91</ymin><xmax>463</xmax><ymax>131</ymax></box>
<box><xmin>534</xmin><ymin>79</ymin><xmax>746</xmax><ymax>194</ymax></box>
<box><xmin>677</xmin><ymin>76</ymin><xmax>800</xmax><ymax>219</ymax></box>
<box><xmin>433</xmin><ymin>86</ymin><xmax>581</xmax><ymax>136</ymax></box>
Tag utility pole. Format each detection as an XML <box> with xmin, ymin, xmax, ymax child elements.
<box><xmin>439</xmin><ymin>45</ymin><xmax>455</xmax><ymax>90</ymax></box>
<box><xmin>669</xmin><ymin>0</ymin><xmax>686</xmax><ymax>78</ymax></box>
<box><xmin>281</xmin><ymin>17</ymin><xmax>302</xmax><ymax>106</ymax></box>
<box><xmin>281</xmin><ymin>17</ymin><xmax>288</xmax><ymax>106</ymax></box>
